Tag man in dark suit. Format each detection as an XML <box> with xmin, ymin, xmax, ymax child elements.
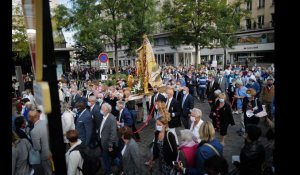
<box><xmin>116</xmin><ymin>100</ymin><xmax>133</xmax><ymax>128</ymax></box>
<box><xmin>216</xmin><ymin>72</ymin><xmax>227</xmax><ymax>93</ymax></box>
<box><xmin>98</xmin><ymin>103</ymin><xmax>118</xmax><ymax>175</ymax></box>
<box><xmin>173</xmin><ymin>81</ymin><xmax>183</xmax><ymax>102</ymax></box>
<box><xmin>180</xmin><ymin>87</ymin><xmax>194</xmax><ymax>129</ymax></box>
<box><xmin>207</xmin><ymin>76</ymin><xmax>220</xmax><ymax>107</ymax></box>
<box><xmin>75</xmin><ymin>101</ymin><xmax>94</xmax><ymax>147</ymax></box>
<box><xmin>166</xmin><ymin>88</ymin><xmax>181</xmax><ymax>145</ymax></box>
<box><xmin>105</xmin><ymin>92</ymin><xmax>119</xmax><ymax>117</ymax></box>
<box><xmin>14</xmin><ymin>116</ymin><xmax>32</xmax><ymax>144</ymax></box>
<box><xmin>156</xmin><ymin>86</ymin><xmax>167</xmax><ymax>103</ymax></box>
<box><xmin>88</xmin><ymin>95</ymin><xmax>102</xmax><ymax>147</ymax></box>
<box><xmin>149</xmin><ymin>86</ymin><xmax>159</xmax><ymax>117</ymax></box>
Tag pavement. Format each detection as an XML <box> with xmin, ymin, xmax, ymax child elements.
<box><xmin>133</xmin><ymin>97</ymin><xmax>271</xmax><ymax>174</ymax></box>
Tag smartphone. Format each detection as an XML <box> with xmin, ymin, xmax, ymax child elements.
<box><xmin>172</xmin><ymin>161</ymin><xmax>178</xmax><ymax>166</ymax></box>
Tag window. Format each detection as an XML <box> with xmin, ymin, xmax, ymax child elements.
<box><xmin>119</xmin><ymin>60</ymin><xmax>122</xmax><ymax>66</ymax></box>
<box><xmin>258</xmin><ymin>15</ymin><xmax>264</xmax><ymax>28</ymax></box>
<box><xmin>271</xmin><ymin>13</ymin><xmax>275</xmax><ymax>27</ymax></box>
<box><xmin>246</xmin><ymin>0</ymin><xmax>252</xmax><ymax>11</ymax></box>
<box><xmin>246</xmin><ymin>19</ymin><xmax>251</xmax><ymax>29</ymax></box>
<box><xmin>258</xmin><ymin>0</ymin><xmax>265</xmax><ymax>8</ymax></box>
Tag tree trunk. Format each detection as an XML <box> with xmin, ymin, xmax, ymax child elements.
<box><xmin>223</xmin><ymin>48</ymin><xmax>227</xmax><ymax>70</ymax></box>
<box><xmin>114</xmin><ymin>39</ymin><xmax>118</xmax><ymax>73</ymax></box>
<box><xmin>195</xmin><ymin>44</ymin><xmax>201</xmax><ymax>67</ymax></box>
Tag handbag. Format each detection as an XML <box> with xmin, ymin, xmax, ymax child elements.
<box><xmin>254</xmin><ymin>99</ymin><xmax>268</xmax><ymax>118</ymax></box>
<box><xmin>28</xmin><ymin>148</ymin><xmax>41</xmax><ymax>165</ymax></box>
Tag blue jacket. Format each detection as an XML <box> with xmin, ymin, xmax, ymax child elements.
<box><xmin>119</xmin><ymin>108</ymin><xmax>133</xmax><ymax>127</ymax></box>
<box><xmin>185</xmin><ymin>139</ymin><xmax>223</xmax><ymax>175</ymax></box>
<box><xmin>75</xmin><ymin>109</ymin><xmax>93</xmax><ymax>147</ymax></box>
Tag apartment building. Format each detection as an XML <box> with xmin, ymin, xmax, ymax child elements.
<box><xmin>105</xmin><ymin>0</ymin><xmax>275</xmax><ymax>67</ymax></box>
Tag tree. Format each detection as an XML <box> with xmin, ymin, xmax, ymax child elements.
<box><xmin>53</xmin><ymin>0</ymin><xmax>158</xmax><ymax>70</ymax></box>
<box><xmin>53</xmin><ymin>2</ymin><xmax>104</xmax><ymax>65</ymax></box>
<box><xmin>161</xmin><ymin>0</ymin><xmax>219</xmax><ymax>65</ymax></box>
<box><xmin>12</xmin><ymin>2</ymin><xmax>30</xmax><ymax>61</ymax></box>
<box><xmin>120</xmin><ymin>0</ymin><xmax>157</xmax><ymax>56</ymax></box>
<box><xmin>213</xmin><ymin>0</ymin><xmax>249</xmax><ymax>69</ymax></box>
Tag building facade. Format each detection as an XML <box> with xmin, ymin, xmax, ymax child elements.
<box><xmin>105</xmin><ymin>0</ymin><xmax>274</xmax><ymax>68</ymax></box>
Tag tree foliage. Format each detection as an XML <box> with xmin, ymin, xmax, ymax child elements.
<box><xmin>12</xmin><ymin>3</ymin><xmax>30</xmax><ymax>60</ymax></box>
<box><xmin>214</xmin><ymin>0</ymin><xmax>249</xmax><ymax>49</ymax></box>
<box><xmin>161</xmin><ymin>0</ymin><xmax>219</xmax><ymax>64</ymax></box>
<box><xmin>53</xmin><ymin>0</ymin><xmax>157</xmax><ymax>68</ymax></box>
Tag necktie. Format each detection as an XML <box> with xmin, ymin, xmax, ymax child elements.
<box><xmin>182</xmin><ymin>95</ymin><xmax>186</xmax><ymax>108</ymax></box>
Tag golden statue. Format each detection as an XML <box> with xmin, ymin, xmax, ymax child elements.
<box><xmin>127</xmin><ymin>74</ymin><xmax>134</xmax><ymax>91</ymax></box>
<box><xmin>136</xmin><ymin>35</ymin><xmax>162</xmax><ymax>95</ymax></box>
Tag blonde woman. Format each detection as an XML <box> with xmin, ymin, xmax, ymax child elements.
<box><xmin>177</xmin><ymin>121</ymin><xmax>223</xmax><ymax>175</ymax></box>
<box><xmin>146</xmin><ymin>101</ymin><xmax>178</xmax><ymax>175</ymax></box>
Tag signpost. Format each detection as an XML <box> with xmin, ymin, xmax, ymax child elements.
<box><xmin>98</xmin><ymin>52</ymin><xmax>109</xmax><ymax>69</ymax></box>
<box><xmin>98</xmin><ymin>53</ymin><xmax>108</xmax><ymax>63</ymax></box>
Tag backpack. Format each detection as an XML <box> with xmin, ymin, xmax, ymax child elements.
<box><xmin>70</xmin><ymin>143</ymin><xmax>101</xmax><ymax>175</ymax></box>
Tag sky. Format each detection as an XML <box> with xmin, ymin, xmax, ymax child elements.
<box><xmin>58</xmin><ymin>0</ymin><xmax>75</xmax><ymax>47</ymax></box>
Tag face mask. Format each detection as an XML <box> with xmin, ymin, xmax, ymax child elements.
<box><xmin>100</xmin><ymin>110</ymin><xmax>104</xmax><ymax>115</ymax></box>
<box><xmin>190</xmin><ymin>117</ymin><xmax>196</xmax><ymax>122</ymax></box>
<box><xmin>155</xmin><ymin>105</ymin><xmax>158</xmax><ymax>109</ymax></box>
<box><xmin>183</xmin><ymin>91</ymin><xmax>187</xmax><ymax>95</ymax></box>
<box><xmin>156</xmin><ymin>125</ymin><xmax>163</xmax><ymax>131</ymax></box>
<box><xmin>87</xmin><ymin>102</ymin><xmax>91</xmax><ymax>106</ymax></box>
<box><xmin>267</xmin><ymin>83</ymin><xmax>273</xmax><ymax>87</ymax></box>
<box><xmin>98</xmin><ymin>99</ymin><xmax>103</xmax><ymax>103</ymax></box>
<box><xmin>247</xmin><ymin>94</ymin><xmax>252</xmax><ymax>98</ymax></box>
<box><xmin>219</xmin><ymin>98</ymin><xmax>225</xmax><ymax>103</ymax></box>
<box><xmin>116</xmin><ymin>106</ymin><xmax>119</xmax><ymax>111</ymax></box>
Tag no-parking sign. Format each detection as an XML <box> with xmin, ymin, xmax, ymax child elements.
<box><xmin>98</xmin><ymin>53</ymin><xmax>108</xmax><ymax>63</ymax></box>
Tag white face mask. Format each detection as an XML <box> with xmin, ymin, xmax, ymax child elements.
<box><xmin>156</xmin><ymin>124</ymin><xmax>163</xmax><ymax>131</ymax></box>
<box><xmin>190</xmin><ymin>117</ymin><xmax>196</xmax><ymax>122</ymax></box>
<box><xmin>183</xmin><ymin>91</ymin><xmax>187</xmax><ymax>95</ymax></box>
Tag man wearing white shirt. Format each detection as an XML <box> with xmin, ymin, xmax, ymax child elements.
<box><xmin>98</xmin><ymin>103</ymin><xmax>118</xmax><ymax>175</ymax></box>
<box><xmin>189</xmin><ymin>108</ymin><xmax>204</xmax><ymax>143</ymax></box>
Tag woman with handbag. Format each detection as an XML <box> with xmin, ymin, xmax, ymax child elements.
<box><xmin>176</xmin><ymin>121</ymin><xmax>223</xmax><ymax>175</ymax></box>
<box><xmin>242</xmin><ymin>88</ymin><xmax>263</xmax><ymax>129</ymax></box>
<box><xmin>145</xmin><ymin>101</ymin><xmax>178</xmax><ymax>175</ymax></box>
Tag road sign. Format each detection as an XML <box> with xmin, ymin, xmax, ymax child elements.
<box><xmin>98</xmin><ymin>53</ymin><xmax>108</xmax><ymax>63</ymax></box>
<box><xmin>33</xmin><ymin>81</ymin><xmax>52</xmax><ymax>114</ymax></box>
<box><xmin>101</xmin><ymin>75</ymin><xmax>108</xmax><ymax>80</ymax></box>
<box><xmin>100</xmin><ymin>62</ymin><xmax>108</xmax><ymax>69</ymax></box>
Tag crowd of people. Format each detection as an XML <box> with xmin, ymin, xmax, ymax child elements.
<box><xmin>12</xmin><ymin>63</ymin><xmax>275</xmax><ymax>175</ymax></box>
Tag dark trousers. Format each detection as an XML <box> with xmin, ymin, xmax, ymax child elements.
<box><xmin>198</xmin><ymin>87</ymin><xmax>207</xmax><ymax>101</ymax></box>
<box><xmin>102</xmin><ymin>150</ymin><xmax>113</xmax><ymax>174</ymax></box>
<box><xmin>129</xmin><ymin>110</ymin><xmax>140</xmax><ymax>140</ymax></box>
